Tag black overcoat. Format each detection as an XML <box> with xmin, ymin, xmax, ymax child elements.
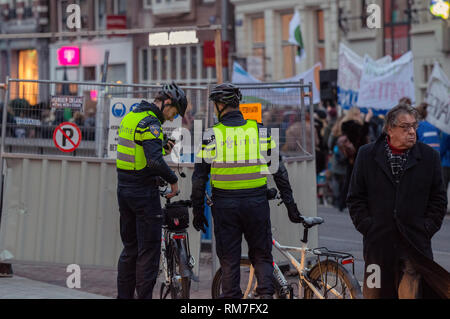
<box><xmin>347</xmin><ymin>133</ymin><xmax>449</xmax><ymax>298</ymax></box>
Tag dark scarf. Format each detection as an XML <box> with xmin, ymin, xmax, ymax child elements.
<box><xmin>384</xmin><ymin>136</ymin><xmax>410</xmax><ymax>181</ymax></box>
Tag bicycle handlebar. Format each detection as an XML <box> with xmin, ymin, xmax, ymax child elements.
<box><xmin>160</xmin><ymin>188</ymin><xmax>180</xmax><ymax>198</ymax></box>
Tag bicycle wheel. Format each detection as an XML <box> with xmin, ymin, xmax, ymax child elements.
<box><xmin>169</xmin><ymin>239</ymin><xmax>191</xmax><ymax>299</ymax></box>
<box><xmin>303</xmin><ymin>260</ymin><xmax>362</xmax><ymax>299</ymax></box>
<box><xmin>211</xmin><ymin>258</ymin><xmax>289</xmax><ymax>299</ymax></box>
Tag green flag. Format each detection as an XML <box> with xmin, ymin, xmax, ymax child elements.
<box><xmin>288</xmin><ymin>10</ymin><xmax>306</xmax><ymax>63</ymax></box>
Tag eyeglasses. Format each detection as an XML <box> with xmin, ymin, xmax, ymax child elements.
<box><xmin>395</xmin><ymin>122</ymin><xmax>418</xmax><ymax>132</ymax></box>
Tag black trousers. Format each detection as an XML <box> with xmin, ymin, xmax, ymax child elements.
<box><xmin>116</xmin><ymin>185</ymin><xmax>163</xmax><ymax>299</ymax></box>
<box><xmin>212</xmin><ymin>193</ymin><xmax>274</xmax><ymax>298</ymax></box>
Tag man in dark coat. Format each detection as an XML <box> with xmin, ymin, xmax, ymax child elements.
<box><xmin>347</xmin><ymin>103</ymin><xmax>449</xmax><ymax>299</ymax></box>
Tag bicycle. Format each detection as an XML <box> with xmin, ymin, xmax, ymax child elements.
<box><xmin>158</xmin><ymin>185</ymin><xmax>196</xmax><ymax>299</ymax></box>
<box><xmin>211</xmin><ymin>189</ymin><xmax>363</xmax><ymax>299</ymax></box>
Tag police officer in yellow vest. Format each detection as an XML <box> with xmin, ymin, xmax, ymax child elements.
<box><xmin>116</xmin><ymin>83</ymin><xmax>187</xmax><ymax>299</ymax></box>
<box><xmin>191</xmin><ymin>83</ymin><xmax>303</xmax><ymax>298</ymax></box>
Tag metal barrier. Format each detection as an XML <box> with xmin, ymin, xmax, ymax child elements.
<box><xmin>208</xmin><ymin>80</ymin><xmax>316</xmax><ymax>161</ymax></box>
<box><xmin>0</xmin><ymin>78</ymin><xmax>210</xmax><ymax>158</ymax></box>
<box><xmin>0</xmin><ymin>78</ymin><xmax>317</xmax><ymax>290</ymax></box>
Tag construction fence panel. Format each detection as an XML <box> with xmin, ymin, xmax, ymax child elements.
<box><xmin>0</xmin><ymin>156</ymin><xmax>203</xmax><ymax>281</ymax></box>
<box><xmin>0</xmin><ymin>79</ymin><xmax>209</xmax><ymax>285</ymax></box>
<box><xmin>1</xmin><ymin>79</ymin><xmax>210</xmax><ymax>158</ymax></box>
<box><xmin>0</xmin><ymin>79</ymin><xmax>317</xmax><ymax>282</ymax></box>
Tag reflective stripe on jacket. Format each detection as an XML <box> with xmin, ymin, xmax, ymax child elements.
<box><xmin>116</xmin><ymin>110</ymin><xmax>165</xmax><ymax>170</ymax></box>
<box><xmin>207</xmin><ymin>119</ymin><xmax>271</xmax><ymax>190</ymax></box>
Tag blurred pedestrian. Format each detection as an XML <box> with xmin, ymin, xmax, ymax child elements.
<box><xmin>416</xmin><ymin>102</ymin><xmax>441</xmax><ymax>152</ymax></box>
<box><xmin>337</xmin><ymin>107</ymin><xmax>372</xmax><ymax>211</ymax></box>
<box><xmin>0</xmin><ymin>103</ymin><xmax>17</xmax><ymax>137</ymax></box>
<box><xmin>40</xmin><ymin>107</ymin><xmax>55</xmax><ymax>139</ymax></box>
<box><xmin>328</xmin><ymin>114</ymin><xmax>349</xmax><ymax>210</ymax></box>
<box><xmin>281</xmin><ymin>111</ymin><xmax>318</xmax><ymax>156</ymax></box>
<box><xmin>440</xmin><ymin>132</ymin><xmax>450</xmax><ymax>211</ymax></box>
<box><xmin>84</xmin><ymin>109</ymin><xmax>96</xmax><ymax>141</ymax></box>
<box><xmin>347</xmin><ymin>103</ymin><xmax>449</xmax><ymax>299</ymax></box>
<box><xmin>71</xmin><ymin>111</ymin><xmax>85</xmax><ymax>127</ymax></box>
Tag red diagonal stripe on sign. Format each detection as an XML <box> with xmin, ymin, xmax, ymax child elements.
<box><xmin>57</xmin><ymin>126</ymin><xmax>77</xmax><ymax>148</ymax></box>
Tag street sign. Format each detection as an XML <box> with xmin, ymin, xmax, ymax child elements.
<box><xmin>57</xmin><ymin>47</ymin><xmax>80</xmax><ymax>66</ymax></box>
<box><xmin>240</xmin><ymin>103</ymin><xmax>262</xmax><ymax>123</ymax></box>
<box><xmin>53</xmin><ymin>122</ymin><xmax>82</xmax><ymax>153</ymax></box>
<box><xmin>51</xmin><ymin>95</ymin><xmax>84</xmax><ymax>110</ymax></box>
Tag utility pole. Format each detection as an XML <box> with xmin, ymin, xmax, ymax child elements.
<box><xmin>221</xmin><ymin>0</ymin><xmax>229</xmax><ymax>82</ymax></box>
<box><xmin>214</xmin><ymin>29</ymin><xmax>223</xmax><ymax>84</ymax></box>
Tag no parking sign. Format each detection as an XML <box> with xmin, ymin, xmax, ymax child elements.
<box><xmin>53</xmin><ymin>122</ymin><xmax>82</xmax><ymax>152</ymax></box>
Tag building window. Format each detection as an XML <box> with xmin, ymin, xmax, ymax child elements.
<box><xmin>18</xmin><ymin>49</ymin><xmax>38</xmax><ymax>105</ymax></box>
<box><xmin>106</xmin><ymin>64</ymin><xmax>126</xmax><ymax>83</ymax></box>
<box><xmin>191</xmin><ymin>46</ymin><xmax>198</xmax><ymax>79</ymax></box>
<box><xmin>161</xmin><ymin>48</ymin><xmax>168</xmax><ymax>81</ymax></box>
<box><xmin>24</xmin><ymin>0</ymin><xmax>33</xmax><ymax>18</ymax></box>
<box><xmin>55</xmin><ymin>67</ymin><xmax>78</xmax><ymax>96</ymax></box>
<box><xmin>281</xmin><ymin>13</ymin><xmax>296</xmax><ymax>78</ymax></box>
<box><xmin>142</xmin><ymin>49</ymin><xmax>148</xmax><ymax>81</ymax></box>
<box><xmin>251</xmin><ymin>17</ymin><xmax>265</xmax><ymax>80</ymax></box>
<box><xmin>383</xmin><ymin>0</ymin><xmax>411</xmax><ymax>59</ymax></box>
<box><xmin>97</xmin><ymin>0</ymin><xmax>107</xmax><ymax>30</ymax></box>
<box><xmin>180</xmin><ymin>47</ymin><xmax>187</xmax><ymax>80</ymax></box>
<box><xmin>83</xmin><ymin>66</ymin><xmax>96</xmax><ymax>81</ymax></box>
<box><xmin>143</xmin><ymin>0</ymin><xmax>152</xmax><ymax>9</ymax></box>
<box><xmin>140</xmin><ymin>44</ymin><xmax>209</xmax><ymax>85</ymax></box>
<box><xmin>423</xmin><ymin>63</ymin><xmax>434</xmax><ymax>83</ymax></box>
<box><xmin>317</xmin><ymin>10</ymin><xmax>325</xmax><ymax>43</ymax></box>
<box><xmin>79</xmin><ymin>0</ymin><xmax>89</xmax><ymax>29</ymax></box>
<box><xmin>114</xmin><ymin>0</ymin><xmax>127</xmax><ymax>15</ymax></box>
<box><xmin>316</xmin><ymin>10</ymin><xmax>325</xmax><ymax>67</ymax></box>
<box><xmin>360</xmin><ymin>0</ymin><xmax>369</xmax><ymax>29</ymax></box>
<box><xmin>170</xmin><ymin>47</ymin><xmax>177</xmax><ymax>80</ymax></box>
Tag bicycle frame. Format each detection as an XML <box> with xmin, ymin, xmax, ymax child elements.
<box><xmin>160</xmin><ymin>228</ymin><xmax>192</xmax><ymax>286</ymax></box>
<box><xmin>264</xmin><ymin>238</ymin><xmax>356</xmax><ymax>299</ymax></box>
<box><xmin>271</xmin><ymin>238</ymin><xmax>328</xmax><ymax>299</ymax></box>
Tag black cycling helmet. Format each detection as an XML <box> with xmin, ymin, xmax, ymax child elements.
<box><xmin>209</xmin><ymin>83</ymin><xmax>242</xmax><ymax>107</ymax></box>
<box><xmin>160</xmin><ymin>82</ymin><xmax>188</xmax><ymax>117</ymax></box>
<box><xmin>209</xmin><ymin>83</ymin><xmax>242</xmax><ymax>121</ymax></box>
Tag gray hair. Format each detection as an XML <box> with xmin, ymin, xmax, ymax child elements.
<box><xmin>383</xmin><ymin>103</ymin><xmax>419</xmax><ymax>133</ymax></box>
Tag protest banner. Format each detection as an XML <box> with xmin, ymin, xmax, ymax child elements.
<box><xmin>357</xmin><ymin>51</ymin><xmax>415</xmax><ymax>110</ymax></box>
<box><xmin>231</xmin><ymin>62</ymin><xmax>321</xmax><ymax>105</ymax></box>
<box><xmin>337</xmin><ymin>43</ymin><xmax>392</xmax><ymax>110</ymax></box>
<box><xmin>425</xmin><ymin>61</ymin><xmax>450</xmax><ymax>134</ymax></box>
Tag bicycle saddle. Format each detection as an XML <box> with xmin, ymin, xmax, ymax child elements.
<box><xmin>302</xmin><ymin>216</ymin><xmax>324</xmax><ymax>228</ymax></box>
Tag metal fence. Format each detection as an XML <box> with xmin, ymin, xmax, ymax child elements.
<box><xmin>0</xmin><ymin>78</ymin><xmax>210</xmax><ymax>159</ymax></box>
<box><xmin>0</xmin><ymin>78</ymin><xmax>318</xmax><ymax>272</ymax></box>
<box><xmin>208</xmin><ymin>80</ymin><xmax>315</xmax><ymax>161</ymax></box>
<box><xmin>1</xmin><ymin>78</ymin><xmax>314</xmax><ymax>163</ymax></box>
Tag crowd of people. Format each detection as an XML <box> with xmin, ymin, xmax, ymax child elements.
<box><xmin>0</xmin><ymin>98</ymin><xmax>96</xmax><ymax>140</ymax></box>
<box><xmin>313</xmin><ymin>97</ymin><xmax>450</xmax><ymax>212</ymax></box>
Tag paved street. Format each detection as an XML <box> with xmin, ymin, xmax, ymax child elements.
<box><xmin>1</xmin><ymin>205</ymin><xmax>449</xmax><ymax>299</ymax></box>
<box><xmin>317</xmin><ymin>206</ymin><xmax>450</xmax><ymax>283</ymax></box>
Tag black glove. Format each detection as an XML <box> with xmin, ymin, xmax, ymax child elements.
<box><xmin>285</xmin><ymin>203</ymin><xmax>304</xmax><ymax>223</ymax></box>
<box><xmin>193</xmin><ymin>208</ymin><xmax>209</xmax><ymax>233</ymax></box>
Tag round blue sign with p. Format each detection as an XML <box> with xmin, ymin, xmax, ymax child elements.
<box><xmin>112</xmin><ymin>102</ymin><xmax>126</xmax><ymax>118</ymax></box>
